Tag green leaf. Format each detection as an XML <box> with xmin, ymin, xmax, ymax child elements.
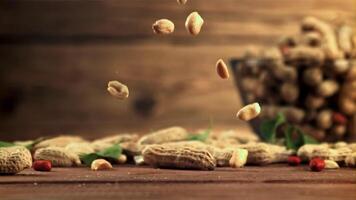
<box><xmin>80</xmin><ymin>144</ymin><xmax>122</xmax><ymax>166</ymax></box>
<box><xmin>284</xmin><ymin>125</ymin><xmax>304</xmax><ymax>150</ymax></box>
<box><xmin>298</xmin><ymin>128</ymin><xmax>319</xmax><ymax>145</ymax></box>
<box><xmin>0</xmin><ymin>141</ymin><xmax>16</xmax><ymax>148</ymax></box>
<box><xmin>24</xmin><ymin>137</ymin><xmax>46</xmax><ymax>150</ymax></box>
<box><xmin>260</xmin><ymin>113</ymin><xmax>286</xmax><ymax>143</ymax></box>
<box><xmin>188</xmin><ymin>129</ymin><xmax>211</xmax><ymax>142</ymax></box>
<box><xmin>283</xmin><ymin>125</ymin><xmax>319</xmax><ymax>151</ymax></box>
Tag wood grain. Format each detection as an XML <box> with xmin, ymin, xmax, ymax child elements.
<box><xmin>0</xmin><ymin>165</ymin><xmax>355</xmax><ymax>200</ymax></box>
<box><xmin>0</xmin><ymin>0</ymin><xmax>355</xmax><ymax>140</ymax></box>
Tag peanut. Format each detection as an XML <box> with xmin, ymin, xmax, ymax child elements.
<box><xmin>185</xmin><ymin>12</ymin><xmax>204</xmax><ymax>36</ymax></box>
<box><xmin>305</xmin><ymin>95</ymin><xmax>325</xmax><ymax>110</ymax></box>
<box><xmin>91</xmin><ymin>159</ymin><xmax>112</xmax><ymax>171</ymax></box>
<box><xmin>284</xmin><ymin>46</ymin><xmax>325</xmax><ymax>65</ymax></box>
<box><xmin>65</xmin><ymin>142</ymin><xmax>94</xmax><ymax>156</ymax></box>
<box><xmin>337</xmin><ymin>25</ymin><xmax>353</xmax><ymax>56</ymax></box>
<box><xmin>34</xmin><ymin>147</ymin><xmax>81</xmax><ymax>167</ymax></box>
<box><xmin>311</xmin><ymin>147</ymin><xmax>352</xmax><ymax>162</ymax></box>
<box><xmin>316</xmin><ymin>110</ymin><xmax>333</xmax><ymax>130</ymax></box>
<box><xmin>297</xmin><ymin>144</ymin><xmax>329</xmax><ymax>161</ymax></box>
<box><xmin>324</xmin><ymin>160</ymin><xmax>340</xmax><ymax>169</ymax></box>
<box><xmin>302</xmin><ymin>32</ymin><xmax>322</xmax><ymax>47</ymax></box>
<box><xmin>237</xmin><ymin>143</ymin><xmax>293</xmax><ymax>165</ymax></box>
<box><xmin>301</xmin><ymin>16</ymin><xmax>342</xmax><ymax>59</ymax></box>
<box><xmin>345</xmin><ymin>152</ymin><xmax>356</xmax><ymax>167</ymax></box>
<box><xmin>229</xmin><ymin>148</ymin><xmax>248</xmax><ymax>168</ymax></box>
<box><xmin>117</xmin><ymin>154</ymin><xmax>127</xmax><ymax>164</ymax></box>
<box><xmin>303</xmin><ymin>68</ymin><xmax>323</xmax><ymax>87</ymax></box>
<box><xmin>216</xmin><ymin>59</ymin><xmax>230</xmax><ymax>79</ymax></box>
<box><xmin>0</xmin><ymin>146</ymin><xmax>32</xmax><ymax>174</ymax></box>
<box><xmin>316</xmin><ymin>80</ymin><xmax>339</xmax><ymax>97</ymax></box>
<box><xmin>236</xmin><ymin>102</ymin><xmax>261</xmax><ymax>121</ymax></box>
<box><xmin>134</xmin><ymin>155</ymin><xmax>145</xmax><ymax>166</ymax></box>
<box><xmin>142</xmin><ymin>144</ymin><xmax>216</xmax><ymax>170</ymax></box>
<box><xmin>137</xmin><ymin>126</ymin><xmax>189</xmax><ymax>145</ymax></box>
<box><xmin>280</xmin><ymin>83</ymin><xmax>299</xmax><ymax>103</ymax></box>
<box><xmin>91</xmin><ymin>134</ymin><xmax>139</xmax><ymax>152</ymax></box>
<box><xmin>107</xmin><ymin>80</ymin><xmax>129</xmax><ymax>100</ymax></box>
<box><xmin>34</xmin><ymin>136</ymin><xmax>85</xmax><ymax>151</ymax></box>
<box><xmin>177</xmin><ymin>0</ymin><xmax>187</xmax><ymax>5</ymax></box>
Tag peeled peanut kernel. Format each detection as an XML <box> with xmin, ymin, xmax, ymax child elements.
<box><xmin>91</xmin><ymin>159</ymin><xmax>112</xmax><ymax>171</ymax></box>
<box><xmin>236</xmin><ymin>103</ymin><xmax>261</xmax><ymax>121</ymax></box>
<box><xmin>117</xmin><ymin>154</ymin><xmax>127</xmax><ymax>164</ymax></box>
<box><xmin>107</xmin><ymin>80</ymin><xmax>129</xmax><ymax>100</ymax></box>
<box><xmin>185</xmin><ymin>12</ymin><xmax>204</xmax><ymax>36</ymax></box>
<box><xmin>152</xmin><ymin>19</ymin><xmax>175</xmax><ymax>35</ymax></box>
<box><xmin>316</xmin><ymin>80</ymin><xmax>339</xmax><ymax>97</ymax></box>
<box><xmin>324</xmin><ymin>160</ymin><xmax>339</xmax><ymax>169</ymax></box>
<box><xmin>229</xmin><ymin>149</ymin><xmax>248</xmax><ymax>168</ymax></box>
<box><xmin>216</xmin><ymin>59</ymin><xmax>229</xmax><ymax>79</ymax></box>
<box><xmin>177</xmin><ymin>0</ymin><xmax>187</xmax><ymax>5</ymax></box>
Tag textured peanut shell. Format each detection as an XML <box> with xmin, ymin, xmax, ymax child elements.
<box><xmin>65</xmin><ymin>142</ymin><xmax>94</xmax><ymax>156</ymax></box>
<box><xmin>142</xmin><ymin>145</ymin><xmax>216</xmax><ymax>170</ymax></box>
<box><xmin>312</xmin><ymin>147</ymin><xmax>352</xmax><ymax>162</ymax></box>
<box><xmin>91</xmin><ymin>134</ymin><xmax>139</xmax><ymax>152</ymax></box>
<box><xmin>34</xmin><ymin>136</ymin><xmax>85</xmax><ymax>151</ymax></box>
<box><xmin>237</xmin><ymin>143</ymin><xmax>293</xmax><ymax>165</ymax></box>
<box><xmin>0</xmin><ymin>146</ymin><xmax>32</xmax><ymax>174</ymax></box>
<box><xmin>34</xmin><ymin>147</ymin><xmax>81</xmax><ymax>167</ymax></box>
<box><xmin>138</xmin><ymin>126</ymin><xmax>189</xmax><ymax>145</ymax></box>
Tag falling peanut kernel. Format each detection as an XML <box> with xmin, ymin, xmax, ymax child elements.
<box><xmin>107</xmin><ymin>80</ymin><xmax>129</xmax><ymax>100</ymax></box>
<box><xmin>236</xmin><ymin>103</ymin><xmax>261</xmax><ymax>121</ymax></box>
<box><xmin>216</xmin><ymin>59</ymin><xmax>229</xmax><ymax>79</ymax></box>
<box><xmin>177</xmin><ymin>0</ymin><xmax>187</xmax><ymax>5</ymax></box>
<box><xmin>185</xmin><ymin>12</ymin><xmax>204</xmax><ymax>36</ymax></box>
<box><xmin>152</xmin><ymin>19</ymin><xmax>175</xmax><ymax>35</ymax></box>
<box><xmin>91</xmin><ymin>159</ymin><xmax>113</xmax><ymax>171</ymax></box>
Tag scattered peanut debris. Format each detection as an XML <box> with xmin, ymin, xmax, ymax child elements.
<box><xmin>107</xmin><ymin>80</ymin><xmax>129</xmax><ymax>100</ymax></box>
<box><xmin>185</xmin><ymin>11</ymin><xmax>204</xmax><ymax>36</ymax></box>
<box><xmin>216</xmin><ymin>59</ymin><xmax>230</xmax><ymax>79</ymax></box>
<box><xmin>152</xmin><ymin>19</ymin><xmax>175</xmax><ymax>35</ymax></box>
<box><xmin>236</xmin><ymin>103</ymin><xmax>261</xmax><ymax>121</ymax></box>
<box><xmin>91</xmin><ymin>159</ymin><xmax>113</xmax><ymax>171</ymax></box>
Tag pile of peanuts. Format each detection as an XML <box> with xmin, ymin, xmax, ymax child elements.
<box><xmin>237</xmin><ymin>16</ymin><xmax>356</xmax><ymax>142</ymax></box>
<box><xmin>1</xmin><ymin>126</ymin><xmax>356</xmax><ymax>174</ymax></box>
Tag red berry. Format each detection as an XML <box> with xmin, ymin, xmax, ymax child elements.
<box><xmin>287</xmin><ymin>156</ymin><xmax>301</xmax><ymax>166</ymax></box>
<box><xmin>332</xmin><ymin>112</ymin><xmax>347</xmax><ymax>125</ymax></box>
<box><xmin>309</xmin><ymin>158</ymin><xmax>325</xmax><ymax>172</ymax></box>
<box><xmin>33</xmin><ymin>160</ymin><xmax>52</xmax><ymax>172</ymax></box>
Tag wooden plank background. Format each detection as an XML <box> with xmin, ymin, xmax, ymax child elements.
<box><xmin>0</xmin><ymin>0</ymin><xmax>355</xmax><ymax>140</ymax></box>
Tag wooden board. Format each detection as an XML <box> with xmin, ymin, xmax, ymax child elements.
<box><xmin>0</xmin><ymin>0</ymin><xmax>355</xmax><ymax>140</ymax></box>
<box><xmin>0</xmin><ymin>165</ymin><xmax>355</xmax><ymax>200</ymax></box>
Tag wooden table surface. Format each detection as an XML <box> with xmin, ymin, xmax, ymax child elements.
<box><xmin>1</xmin><ymin>164</ymin><xmax>355</xmax><ymax>200</ymax></box>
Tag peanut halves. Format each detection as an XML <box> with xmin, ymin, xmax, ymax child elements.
<box><xmin>107</xmin><ymin>80</ymin><xmax>129</xmax><ymax>100</ymax></box>
<box><xmin>142</xmin><ymin>144</ymin><xmax>216</xmax><ymax>170</ymax></box>
<box><xmin>152</xmin><ymin>19</ymin><xmax>175</xmax><ymax>35</ymax></box>
<box><xmin>236</xmin><ymin>103</ymin><xmax>261</xmax><ymax>121</ymax></box>
<box><xmin>185</xmin><ymin>12</ymin><xmax>204</xmax><ymax>36</ymax></box>
<box><xmin>216</xmin><ymin>59</ymin><xmax>230</xmax><ymax>79</ymax></box>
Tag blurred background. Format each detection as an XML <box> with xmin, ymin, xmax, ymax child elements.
<box><xmin>0</xmin><ymin>0</ymin><xmax>355</xmax><ymax>140</ymax></box>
